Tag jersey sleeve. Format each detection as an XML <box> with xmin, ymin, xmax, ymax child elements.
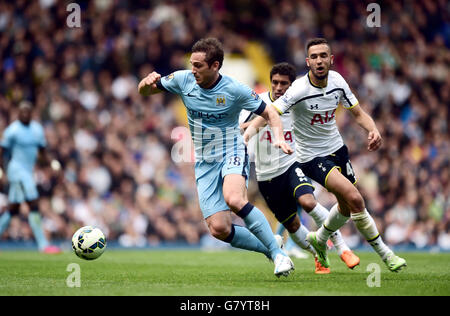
<box><xmin>0</xmin><ymin>126</ymin><xmax>13</xmax><ymax>149</ymax></box>
<box><xmin>238</xmin><ymin>109</ymin><xmax>255</xmax><ymax>125</ymax></box>
<box><xmin>158</xmin><ymin>70</ymin><xmax>190</xmax><ymax>95</ymax></box>
<box><xmin>337</xmin><ymin>73</ymin><xmax>359</xmax><ymax>109</ymax></box>
<box><xmin>235</xmin><ymin>83</ymin><xmax>266</xmax><ymax>115</ymax></box>
<box><xmin>272</xmin><ymin>79</ymin><xmax>307</xmax><ymax>115</ymax></box>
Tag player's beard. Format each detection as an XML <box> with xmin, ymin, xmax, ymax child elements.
<box><xmin>313</xmin><ymin>66</ymin><xmax>329</xmax><ymax>80</ymax></box>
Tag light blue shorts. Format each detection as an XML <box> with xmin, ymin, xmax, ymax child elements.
<box><xmin>7</xmin><ymin>171</ymin><xmax>39</xmax><ymax>204</ymax></box>
<box><xmin>195</xmin><ymin>149</ymin><xmax>250</xmax><ymax>219</ymax></box>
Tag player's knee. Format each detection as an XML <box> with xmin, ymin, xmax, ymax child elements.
<box><xmin>27</xmin><ymin>200</ymin><xmax>39</xmax><ymax>212</ymax></box>
<box><xmin>9</xmin><ymin>204</ymin><xmax>20</xmax><ymax>216</ymax></box>
<box><xmin>224</xmin><ymin>195</ymin><xmax>246</xmax><ymax>213</ymax></box>
<box><xmin>298</xmin><ymin>194</ymin><xmax>317</xmax><ymax>212</ymax></box>
<box><xmin>285</xmin><ymin>217</ymin><xmax>300</xmax><ymax>233</ymax></box>
<box><xmin>208</xmin><ymin>222</ymin><xmax>231</xmax><ymax>240</ymax></box>
<box><xmin>347</xmin><ymin>190</ymin><xmax>365</xmax><ymax>212</ymax></box>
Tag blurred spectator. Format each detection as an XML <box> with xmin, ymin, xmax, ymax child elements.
<box><xmin>0</xmin><ymin>0</ymin><xmax>448</xmax><ymax>250</ymax></box>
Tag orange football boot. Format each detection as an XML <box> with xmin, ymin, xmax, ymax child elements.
<box><xmin>340</xmin><ymin>250</ymin><xmax>360</xmax><ymax>269</ymax></box>
<box><xmin>314</xmin><ymin>257</ymin><xmax>331</xmax><ymax>274</ymax></box>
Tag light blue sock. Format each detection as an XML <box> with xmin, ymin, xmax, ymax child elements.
<box><xmin>0</xmin><ymin>211</ymin><xmax>12</xmax><ymax>236</ymax></box>
<box><xmin>225</xmin><ymin>224</ymin><xmax>270</xmax><ymax>258</ymax></box>
<box><xmin>275</xmin><ymin>223</ymin><xmax>285</xmax><ymax>236</ymax></box>
<box><xmin>285</xmin><ymin>237</ymin><xmax>297</xmax><ymax>251</ymax></box>
<box><xmin>238</xmin><ymin>203</ymin><xmax>284</xmax><ymax>261</ymax></box>
<box><xmin>28</xmin><ymin>212</ymin><xmax>49</xmax><ymax>250</ymax></box>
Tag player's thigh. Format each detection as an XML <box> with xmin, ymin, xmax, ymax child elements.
<box><xmin>195</xmin><ymin>162</ymin><xmax>229</xmax><ymax>219</ymax></box>
<box><xmin>257</xmin><ymin>179</ymin><xmax>297</xmax><ymax>228</ymax></box>
<box><xmin>333</xmin><ymin>145</ymin><xmax>357</xmax><ymax>185</ymax></box>
<box><xmin>222</xmin><ymin>173</ymin><xmax>248</xmax><ymax>211</ymax></box>
<box><xmin>21</xmin><ymin>174</ymin><xmax>39</xmax><ymax>202</ymax></box>
<box><xmin>7</xmin><ymin>177</ymin><xmax>38</xmax><ymax>205</ymax></box>
<box><xmin>222</xmin><ymin>149</ymin><xmax>250</xmax><ymax>211</ymax></box>
<box><xmin>324</xmin><ymin>168</ymin><xmax>365</xmax><ymax>212</ymax></box>
<box><xmin>288</xmin><ymin>163</ymin><xmax>316</xmax><ymax>211</ymax></box>
<box><xmin>8</xmin><ymin>181</ymin><xmax>25</xmax><ymax>204</ymax></box>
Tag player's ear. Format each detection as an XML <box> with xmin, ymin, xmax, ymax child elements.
<box><xmin>211</xmin><ymin>60</ymin><xmax>220</xmax><ymax>71</ymax></box>
<box><xmin>330</xmin><ymin>54</ymin><xmax>334</xmax><ymax>65</ymax></box>
<box><xmin>306</xmin><ymin>57</ymin><xmax>310</xmax><ymax>67</ymax></box>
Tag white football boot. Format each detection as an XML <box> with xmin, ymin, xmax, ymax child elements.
<box><xmin>274</xmin><ymin>253</ymin><xmax>295</xmax><ymax>277</ymax></box>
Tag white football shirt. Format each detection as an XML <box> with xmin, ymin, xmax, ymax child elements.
<box><xmin>239</xmin><ymin>91</ymin><xmax>296</xmax><ymax>181</ymax></box>
<box><xmin>272</xmin><ymin>70</ymin><xmax>359</xmax><ymax>163</ymax></box>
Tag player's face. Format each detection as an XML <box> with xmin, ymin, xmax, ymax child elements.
<box><xmin>306</xmin><ymin>44</ymin><xmax>334</xmax><ymax>80</ymax></box>
<box><xmin>18</xmin><ymin>107</ymin><xmax>32</xmax><ymax>125</ymax></box>
<box><xmin>270</xmin><ymin>74</ymin><xmax>291</xmax><ymax>100</ymax></box>
<box><xmin>190</xmin><ymin>52</ymin><xmax>219</xmax><ymax>88</ymax></box>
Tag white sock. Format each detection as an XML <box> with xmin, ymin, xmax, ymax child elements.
<box><xmin>309</xmin><ymin>203</ymin><xmax>350</xmax><ymax>255</ymax></box>
<box><xmin>329</xmin><ymin>231</ymin><xmax>350</xmax><ymax>256</ymax></box>
<box><xmin>308</xmin><ymin>203</ymin><xmax>328</xmax><ymax>227</ymax></box>
<box><xmin>316</xmin><ymin>203</ymin><xmax>349</xmax><ymax>245</ymax></box>
<box><xmin>351</xmin><ymin>209</ymin><xmax>392</xmax><ymax>260</ymax></box>
<box><xmin>290</xmin><ymin>225</ymin><xmax>317</xmax><ymax>256</ymax></box>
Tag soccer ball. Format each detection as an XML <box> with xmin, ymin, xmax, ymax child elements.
<box><xmin>72</xmin><ymin>226</ymin><xmax>106</xmax><ymax>260</ymax></box>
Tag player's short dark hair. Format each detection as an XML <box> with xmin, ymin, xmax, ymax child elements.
<box><xmin>306</xmin><ymin>38</ymin><xmax>331</xmax><ymax>55</ymax></box>
<box><xmin>270</xmin><ymin>62</ymin><xmax>297</xmax><ymax>83</ymax></box>
<box><xmin>191</xmin><ymin>38</ymin><xmax>224</xmax><ymax>69</ymax></box>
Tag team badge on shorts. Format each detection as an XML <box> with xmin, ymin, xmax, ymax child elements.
<box><xmin>318</xmin><ymin>163</ymin><xmax>327</xmax><ymax>172</ymax></box>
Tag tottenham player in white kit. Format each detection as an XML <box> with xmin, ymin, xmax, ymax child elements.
<box><xmin>240</xmin><ymin>63</ymin><xmax>359</xmax><ymax>274</ymax></box>
<box><xmin>244</xmin><ymin>39</ymin><xmax>406</xmax><ymax>272</ymax></box>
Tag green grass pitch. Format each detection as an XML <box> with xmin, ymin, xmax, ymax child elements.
<box><xmin>0</xmin><ymin>249</ymin><xmax>449</xmax><ymax>296</ymax></box>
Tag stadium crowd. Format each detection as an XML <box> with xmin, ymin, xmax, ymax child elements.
<box><xmin>0</xmin><ymin>0</ymin><xmax>448</xmax><ymax>250</ymax></box>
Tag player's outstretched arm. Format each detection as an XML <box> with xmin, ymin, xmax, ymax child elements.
<box><xmin>349</xmin><ymin>104</ymin><xmax>382</xmax><ymax>151</ymax></box>
<box><xmin>138</xmin><ymin>71</ymin><xmax>162</xmax><ymax>96</ymax></box>
<box><xmin>248</xmin><ymin>105</ymin><xmax>294</xmax><ymax>155</ymax></box>
<box><xmin>242</xmin><ymin>115</ymin><xmax>266</xmax><ymax>145</ymax></box>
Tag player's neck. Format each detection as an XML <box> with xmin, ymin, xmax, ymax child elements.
<box><xmin>308</xmin><ymin>71</ymin><xmax>328</xmax><ymax>88</ymax></box>
<box><xmin>201</xmin><ymin>73</ymin><xmax>221</xmax><ymax>89</ymax></box>
<box><xmin>19</xmin><ymin>120</ymin><xmax>31</xmax><ymax>126</ymax></box>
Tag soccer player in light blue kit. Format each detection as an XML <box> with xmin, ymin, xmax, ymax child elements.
<box><xmin>138</xmin><ymin>38</ymin><xmax>295</xmax><ymax>277</ymax></box>
<box><xmin>0</xmin><ymin>102</ymin><xmax>61</xmax><ymax>253</ymax></box>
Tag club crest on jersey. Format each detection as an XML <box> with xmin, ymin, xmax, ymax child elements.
<box><xmin>216</xmin><ymin>95</ymin><xmax>226</xmax><ymax>106</ymax></box>
<box><xmin>165</xmin><ymin>73</ymin><xmax>174</xmax><ymax>81</ymax></box>
<box><xmin>251</xmin><ymin>91</ymin><xmax>260</xmax><ymax>100</ymax></box>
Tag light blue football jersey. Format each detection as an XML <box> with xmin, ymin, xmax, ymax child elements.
<box><xmin>1</xmin><ymin>120</ymin><xmax>46</xmax><ymax>180</ymax></box>
<box><xmin>159</xmin><ymin>70</ymin><xmax>265</xmax><ymax>162</ymax></box>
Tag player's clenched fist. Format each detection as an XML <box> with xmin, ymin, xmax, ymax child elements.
<box><xmin>274</xmin><ymin>140</ymin><xmax>294</xmax><ymax>155</ymax></box>
<box><xmin>138</xmin><ymin>71</ymin><xmax>162</xmax><ymax>96</ymax></box>
<box><xmin>367</xmin><ymin>130</ymin><xmax>382</xmax><ymax>152</ymax></box>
